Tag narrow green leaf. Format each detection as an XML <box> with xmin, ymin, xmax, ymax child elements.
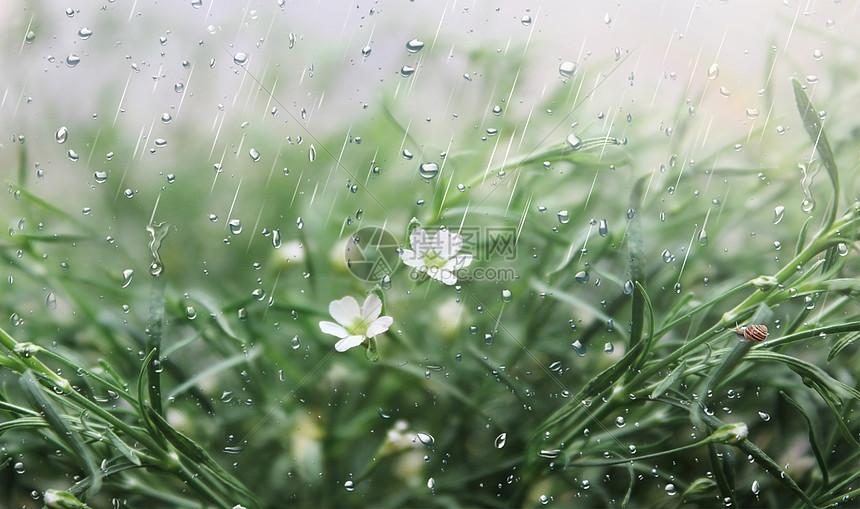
<box><xmin>827</xmin><ymin>331</ymin><xmax>859</xmax><ymax>363</ymax></box>
<box><xmin>650</xmin><ymin>360</ymin><xmax>687</xmax><ymax>399</ymax></box>
<box><xmin>105</xmin><ymin>428</ymin><xmax>143</xmax><ymax>467</ymax></box>
<box><xmin>795</xmin><ymin>216</ymin><xmax>814</xmax><ymax>256</ymax></box>
<box><xmin>19</xmin><ymin>371</ymin><xmax>103</xmax><ymax>498</ymax></box>
<box><xmin>792</xmin><ymin>78</ymin><xmax>840</xmax><ymax>231</ymax></box>
<box><xmin>780</xmin><ymin>391</ymin><xmax>829</xmax><ymax>486</ymax></box>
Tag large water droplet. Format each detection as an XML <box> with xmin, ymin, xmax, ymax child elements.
<box><xmin>45</xmin><ymin>293</ymin><xmax>57</xmax><ymax>310</ymax></box>
<box><xmin>707</xmin><ymin>63</ymin><xmax>720</xmax><ymax>80</ymax></box>
<box><xmin>623</xmin><ymin>280</ymin><xmax>634</xmax><ymax>295</ymax></box>
<box><xmin>120</xmin><ymin>269</ymin><xmax>134</xmax><ymax>288</ymax></box>
<box><xmin>405</xmin><ymin>39</ymin><xmax>425</xmax><ymax>53</ymax></box>
<box><xmin>55</xmin><ymin>127</ymin><xmax>69</xmax><ymax>144</ymax></box>
<box><xmin>571</xmin><ymin>340</ymin><xmax>586</xmax><ymax>356</ymax></box>
<box><xmin>501</xmin><ymin>289</ymin><xmax>512</xmax><ymax>303</ymax></box>
<box><xmin>565</xmin><ymin>133</ymin><xmax>582</xmax><ymax>150</ymax></box>
<box><xmin>598</xmin><ymin>219</ymin><xmax>608</xmax><ymax>237</ymax></box>
<box><xmin>559</xmin><ymin>61</ymin><xmax>577</xmax><ymax>78</ymax></box>
<box><xmin>418</xmin><ymin>162</ymin><xmax>439</xmax><ymax>179</ymax></box>
<box><xmin>233</xmin><ymin>52</ymin><xmax>248</xmax><ymax>66</ymax></box>
<box><xmin>574</xmin><ymin>271</ymin><xmax>589</xmax><ymax>284</ymax></box>
<box><xmin>308</xmin><ymin>145</ymin><xmax>316</xmax><ymax>162</ymax></box>
<box><xmin>557</xmin><ymin>210</ymin><xmax>570</xmax><ymax>224</ymax></box>
<box><xmin>494</xmin><ymin>433</ymin><xmax>507</xmax><ymax>449</ymax></box>
<box><xmin>697</xmin><ymin>228</ymin><xmax>709</xmax><ymax>246</ymax></box>
<box><xmin>400</xmin><ymin>66</ymin><xmax>415</xmax><ymax>77</ymax></box>
<box><xmin>773</xmin><ymin>206</ymin><xmax>785</xmax><ymax>224</ymax></box>
<box><xmin>416</xmin><ymin>432</ymin><xmax>435</xmax><ymax>447</ymax></box>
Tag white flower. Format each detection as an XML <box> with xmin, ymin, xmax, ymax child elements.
<box><xmin>399</xmin><ymin>227</ymin><xmax>473</xmax><ymax>285</ymax></box>
<box><xmin>319</xmin><ymin>294</ymin><xmax>393</xmax><ymax>352</ymax></box>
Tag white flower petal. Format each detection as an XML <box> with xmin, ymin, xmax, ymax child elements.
<box><xmin>402</xmin><ymin>256</ymin><xmax>427</xmax><ymax>269</ymax></box>
<box><xmin>329</xmin><ymin>296</ymin><xmax>361</xmax><ymax>326</ymax></box>
<box><xmin>432</xmin><ymin>230</ymin><xmax>463</xmax><ymax>259</ymax></box>
<box><xmin>409</xmin><ymin>227</ymin><xmax>432</xmax><ymax>256</ymax></box>
<box><xmin>361</xmin><ymin>294</ymin><xmax>383</xmax><ymax>323</ymax></box>
<box><xmin>443</xmin><ymin>254</ymin><xmax>472</xmax><ymax>271</ymax></box>
<box><xmin>319</xmin><ymin>321</ymin><xmax>349</xmax><ymax>338</ymax></box>
<box><xmin>335</xmin><ymin>335</ymin><xmax>366</xmax><ymax>352</ymax></box>
<box><xmin>437</xmin><ymin>269</ymin><xmax>458</xmax><ymax>285</ymax></box>
<box><xmin>426</xmin><ymin>267</ymin><xmax>446</xmax><ymax>283</ymax></box>
<box><xmin>366</xmin><ymin>315</ymin><xmax>393</xmax><ymax>337</ymax></box>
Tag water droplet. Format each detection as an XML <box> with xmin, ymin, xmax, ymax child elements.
<box><xmin>707</xmin><ymin>63</ymin><xmax>720</xmax><ymax>80</ymax></box>
<box><xmin>804</xmin><ymin>295</ymin><xmax>814</xmax><ymax>310</ymax></box>
<box><xmin>697</xmin><ymin>228</ymin><xmax>709</xmax><ymax>246</ymax></box>
<box><xmin>665</xmin><ymin>483</ymin><xmax>677</xmax><ymax>496</ymax></box>
<box><xmin>290</xmin><ymin>335</ymin><xmax>301</xmax><ymax>350</ymax></box>
<box><xmin>161</xmin><ymin>113</ymin><xmax>173</xmax><ymax>124</ymax></box>
<box><xmin>399</xmin><ymin>65</ymin><xmax>415</xmax><ymax>77</ymax></box>
<box><xmin>296</xmin><ymin>217</ymin><xmax>304</xmax><ymax>230</ymax></box>
<box><xmin>45</xmin><ymin>293</ymin><xmax>57</xmax><ymax>309</ymax></box>
<box><xmin>801</xmin><ymin>198</ymin><xmax>815</xmax><ymax>213</ymax></box>
<box><xmin>521</xmin><ymin>15</ymin><xmax>532</xmax><ymax>25</ymax></box>
<box><xmin>776</xmin><ymin>125</ymin><xmax>786</xmax><ymax>135</ymax></box>
<box><xmin>661</xmin><ymin>249</ymin><xmax>673</xmax><ymax>263</ymax></box>
<box><xmin>484</xmin><ymin>333</ymin><xmax>494</xmax><ymax>346</ymax></box>
<box><xmin>574</xmin><ymin>271</ymin><xmax>589</xmax><ymax>284</ymax></box>
<box><xmin>559</xmin><ymin>61</ymin><xmax>577</xmax><ymax>78</ymax></box>
<box><xmin>773</xmin><ymin>241</ymin><xmax>781</xmax><ymax>251</ymax></box>
<box><xmin>13</xmin><ymin>462</ymin><xmax>25</xmax><ymax>474</ymax></box>
<box><xmin>120</xmin><ymin>269</ymin><xmax>134</xmax><ymax>288</ymax></box>
<box><xmin>565</xmin><ymin>133</ymin><xmax>582</xmax><ymax>150</ymax></box>
<box><xmin>308</xmin><ymin>145</ymin><xmax>316</xmax><ymax>162</ymax></box>
<box><xmin>773</xmin><ymin>206</ymin><xmax>785</xmax><ymax>224</ymax></box>
<box><xmin>539</xmin><ymin>495</ymin><xmax>549</xmax><ymax>505</ymax></box>
<box><xmin>745</xmin><ymin>108</ymin><xmax>760</xmax><ymax>120</ymax></box>
<box><xmin>185</xmin><ymin>306</ymin><xmax>197</xmax><ymax>319</ymax></box>
<box><xmin>751</xmin><ymin>480</ymin><xmax>760</xmax><ymax>495</ymax></box>
<box><xmin>581</xmin><ymin>479</ymin><xmax>591</xmax><ymax>490</ymax></box>
<box><xmin>78</xmin><ymin>27</ymin><xmax>93</xmax><ymax>40</ymax></box>
<box><xmin>361</xmin><ymin>45</ymin><xmax>371</xmax><ymax>57</ymax></box>
<box><xmin>627</xmin><ymin>208</ymin><xmax>635</xmax><ymax>219</ymax></box>
<box><xmin>673</xmin><ymin>283</ymin><xmax>682</xmax><ymax>294</ymax></box>
<box><xmin>758</xmin><ymin>411</ymin><xmax>770</xmax><ymax>421</ymax></box>
<box><xmin>557</xmin><ymin>210</ymin><xmax>570</xmax><ymax>224</ymax></box>
<box><xmin>416</xmin><ymin>432</ymin><xmax>435</xmax><ymax>447</ymax></box>
<box><xmin>249</xmin><ymin>148</ymin><xmax>261</xmax><ymax>162</ymax></box>
<box><xmin>623</xmin><ymin>280</ymin><xmax>634</xmax><ymax>295</ymax></box>
<box><xmin>604</xmin><ymin>342</ymin><xmax>614</xmax><ymax>354</ymax></box>
<box><xmin>272</xmin><ymin>229</ymin><xmax>282</xmax><ymax>248</ymax></box>
<box><xmin>719</xmin><ymin>86</ymin><xmax>731</xmax><ymax>97</ymax></box>
<box><xmin>68</xmin><ymin>150</ymin><xmax>79</xmax><ymax>162</ymax></box>
<box><xmin>501</xmin><ymin>289</ymin><xmax>512</xmax><ymax>303</ymax></box>
<box><xmin>418</xmin><ymin>162</ymin><xmax>439</xmax><ymax>179</ymax></box>
<box><xmin>494</xmin><ymin>433</ymin><xmax>507</xmax><ymax>449</ymax></box>
<box><xmin>344</xmin><ymin>480</ymin><xmax>355</xmax><ymax>491</ymax></box>
<box><xmin>233</xmin><ymin>52</ymin><xmax>248</xmax><ymax>66</ymax></box>
<box><xmin>25</xmin><ymin>31</ymin><xmax>35</xmax><ymax>43</ymax></box>
<box><xmin>538</xmin><ymin>449</ymin><xmax>561</xmax><ymax>459</ymax></box>
<box><xmin>228</xmin><ymin>219</ymin><xmax>242</xmax><ymax>235</ymax></box>
<box><xmin>571</xmin><ymin>340</ymin><xmax>586</xmax><ymax>356</ymax></box>
<box><xmin>65</xmin><ymin>54</ymin><xmax>81</xmax><ymax>67</ymax></box>
<box><xmin>427</xmin><ymin>477</ymin><xmax>435</xmax><ymax>490</ymax></box>
<box><xmin>598</xmin><ymin>219</ymin><xmax>608</xmax><ymax>237</ymax></box>
<box><xmin>55</xmin><ymin>126</ymin><xmax>68</xmax><ymax>144</ymax></box>
<box><xmin>405</xmin><ymin>39</ymin><xmax>424</xmax><ymax>53</ymax></box>
<box><xmin>836</xmin><ymin>243</ymin><xmax>848</xmax><ymax>256</ymax></box>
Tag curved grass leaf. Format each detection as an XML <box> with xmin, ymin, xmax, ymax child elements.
<box><xmin>780</xmin><ymin>391</ymin><xmax>828</xmax><ymax>486</ymax></box>
<box><xmin>791</xmin><ymin>78</ymin><xmax>839</xmax><ymax>231</ymax></box>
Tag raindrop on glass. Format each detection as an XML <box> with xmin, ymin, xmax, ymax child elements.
<box><xmin>494</xmin><ymin>433</ymin><xmax>507</xmax><ymax>449</ymax></box>
<box><xmin>120</xmin><ymin>269</ymin><xmax>134</xmax><ymax>288</ymax></box>
<box><xmin>565</xmin><ymin>133</ymin><xmax>582</xmax><ymax>150</ymax></box>
<box><xmin>418</xmin><ymin>163</ymin><xmax>439</xmax><ymax>179</ymax></box>
<box><xmin>559</xmin><ymin>61</ymin><xmax>577</xmax><ymax>78</ymax></box>
<box><xmin>405</xmin><ymin>39</ymin><xmax>425</xmax><ymax>53</ymax></box>
<box><xmin>55</xmin><ymin>127</ymin><xmax>69</xmax><ymax>144</ymax></box>
<box><xmin>233</xmin><ymin>52</ymin><xmax>248</xmax><ymax>66</ymax></box>
<box><xmin>598</xmin><ymin>219</ymin><xmax>608</xmax><ymax>237</ymax></box>
<box><xmin>557</xmin><ymin>210</ymin><xmax>570</xmax><ymax>224</ymax></box>
<box><xmin>707</xmin><ymin>63</ymin><xmax>720</xmax><ymax>80</ymax></box>
<box><xmin>773</xmin><ymin>206</ymin><xmax>785</xmax><ymax>224</ymax></box>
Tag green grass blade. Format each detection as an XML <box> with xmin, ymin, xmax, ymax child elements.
<box><xmin>791</xmin><ymin>78</ymin><xmax>839</xmax><ymax>231</ymax></box>
<box><xmin>780</xmin><ymin>391</ymin><xmax>829</xmax><ymax>486</ymax></box>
